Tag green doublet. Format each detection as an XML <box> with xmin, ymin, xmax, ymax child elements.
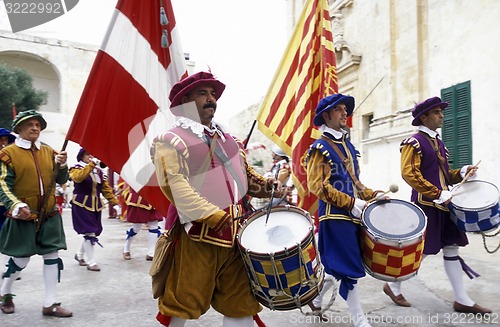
<box><xmin>0</xmin><ymin>143</ymin><xmax>68</xmax><ymax>256</ymax></box>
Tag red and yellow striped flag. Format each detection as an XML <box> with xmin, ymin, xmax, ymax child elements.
<box><xmin>256</xmin><ymin>0</ymin><xmax>337</xmax><ymax>215</ymax></box>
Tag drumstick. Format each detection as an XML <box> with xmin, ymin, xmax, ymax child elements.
<box><xmin>367</xmin><ymin>184</ymin><xmax>399</xmax><ymax>203</ymax></box>
<box><xmin>453</xmin><ymin>160</ymin><xmax>481</xmax><ymax>192</ymax></box>
<box><xmin>265</xmin><ymin>164</ymin><xmax>281</xmax><ymax>226</ymax></box>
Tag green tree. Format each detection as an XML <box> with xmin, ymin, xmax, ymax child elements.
<box><xmin>0</xmin><ymin>63</ymin><xmax>48</xmax><ymax>129</ymax></box>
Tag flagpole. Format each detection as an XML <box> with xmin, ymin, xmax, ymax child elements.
<box><xmin>36</xmin><ymin>139</ymin><xmax>69</xmax><ymax>231</ymax></box>
<box><xmin>352</xmin><ymin>76</ymin><xmax>384</xmax><ymax>113</ymax></box>
<box><xmin>243</xmin><ymin>120</ymin><xmax>257</xmax><ymax>149</ymax></box>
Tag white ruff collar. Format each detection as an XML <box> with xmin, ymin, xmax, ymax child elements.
<box><xmin>173</xmin><ymin>117</ymin><xmax>227</xmax><ymax>141</ymax></box>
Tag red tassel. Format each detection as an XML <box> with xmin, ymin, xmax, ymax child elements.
<box><xmin>253</xmin><ymin>314</ymin><xmax>266</xmax><ymax>327</ymax></box>
<box><xmin>156</xmin><ymin>312</ymin><xmax>171</xmax><ymax>326</ymax></box>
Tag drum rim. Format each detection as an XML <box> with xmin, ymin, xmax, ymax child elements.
<box><xmin>362</xmin><ymin>199</ymin><xmax>427</xmax><ymax>241</ymax></box>
<box><xmin>236</xmin><ymin>205</ymin><xmax>314</xmax><ymax>255</ymax></box>
<box><xmin>450</xmin><ymin>180</ymin><xmax>500</xmax><ymax>211</ymax></box>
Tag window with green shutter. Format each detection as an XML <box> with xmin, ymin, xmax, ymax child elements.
<box><xmin>441</xmin><ymin>81</ymin><xmax>472</xmax><ymax>169</ymax></box>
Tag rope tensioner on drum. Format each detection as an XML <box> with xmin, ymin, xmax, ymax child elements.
<box><xmin>480</xmin><ymin>227</ymin><xmax>500</xmax><ymax>254</ymax></box>
<box><xmin>236</xmin><ymin>206</ymin><xmax>326</xmax><ymax>311</ymax></box>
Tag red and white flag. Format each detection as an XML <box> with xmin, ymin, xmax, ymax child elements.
<box><xmin>66</xmin><ymin>0</ymin><xmax>187</xmax><ymax>216</ymax></box>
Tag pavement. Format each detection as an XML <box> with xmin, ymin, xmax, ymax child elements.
<box><xmin>1</xmin><ymin>208</ymin><xmax>500</xmax><ymax>327</ymax></box>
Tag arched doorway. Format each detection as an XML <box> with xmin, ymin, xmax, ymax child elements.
<box><xmin>0</xmin><ymin>50</ymin><xmax>61</xmax><ymax>113</ymax></box>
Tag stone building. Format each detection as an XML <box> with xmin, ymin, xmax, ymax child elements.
<box><xmin>0</xmin><ymin>30</ymin><xmax>98</xmax><ymax>160</ymax></box>
<box><xmin>232</xmin><ymin>0</ymin><xmax>500</xmax><ymax>200</ymax></box>
<box><xmin>2</xmin><ymin>0</ymin><xmax>500</xmax><ymax>200</ymax></box>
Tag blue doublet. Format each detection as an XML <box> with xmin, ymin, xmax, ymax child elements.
<box><xmin>307</xmin><ymin>132</ymin><xmax>366</xmax><ymax>299</ymax></box>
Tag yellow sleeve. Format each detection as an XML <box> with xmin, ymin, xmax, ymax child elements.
<box><xmin>153</xmin><ymin>141</ymin><xmax>228</xmax><ymax>231</ymax></box>
<box><xmin>449</xmin><ymin>168</ymin><xmax>463</xmax><ymax>184</ymax></box>
<box><xmin>306</xmin><ymin>149</ymin><xmax>355</xmax><ymax>211</ymax></box>
<box><xmin>69</xmin><ymin>163</ymin><xmax>94</xmax><ymax>183</ymax></box>
<box><xmin>101</xmin><ymin>180</ymin><xmax>119</xmax><ymax>205</ymax></box>
<box><xmin>400</xmin><ymin>143</ymin><xmax>441</xmax><ymax>199</ymax></box>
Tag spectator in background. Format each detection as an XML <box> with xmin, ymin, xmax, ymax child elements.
<box><xmin>265</xmin><ymin>144</ymin><xmax>295</xmax><ymax>205</ymax></box>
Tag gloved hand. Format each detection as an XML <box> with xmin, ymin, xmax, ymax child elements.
<box><xmin>434</xmin><ymin>190</ymin><xmax>452</xmax><ymax>204</ymax></box>
<box><xmin>113</xmin><ymin>204</ymin><xmax>121</xmax><ymax>216</ymax></box>
<box><xmin>350</xmin><ymin>198</ymin><xmax>367</xmax><ymax>218</ymax></box>
<box><xmin>460</xmin><ymin>165</ymin><xmax>479</xmax><ymax>181</ymax></box>
<box><xmin>91</xmin><ymin>157</ymin><xmax>100</xmax><ymax>166</ymax></box>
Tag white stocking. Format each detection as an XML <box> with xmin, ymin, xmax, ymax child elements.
<box><xmin>1</xmin><ymin>257</ymin><xmax>29</xmax><ymax>295</ymax></box>
<box><xmin>169</xmin><ymin>317</ymin><xmax>187</xmax><ymax>327</ymax></box>
<box><xmin>123</xmin><ymin>223</ymin><xmax>141</xmax><ymax>253</ymax></box>
<box><xmin>346</xmin><ymin>284</ymin><xmax>371</xmax><ymax>327</ymax></box>
<box><xmin>147</xmin><ymin>221</ymin><xmax>160</xmax><ymax>257</ymax></box>
<box><xmin>76</xmin><ymin>239</ymin><xmax>85</xmax><ymax>260</ymax></box>
<box><xmin>84</xmin><ymin>237</ymin><xmax>96</xmax><ymax>266</ymax></box>
<box><xmin>312</xmin><ymin>272</ymin><xmax>335</xmax><ymax>308</ymax></box>
<box><xmin>443</xmin><ymin>246</ymin><xmax>474</xmax><ymax>306</ymax></box>
<box><xmin>43</xmin><ymin>252</ymin><xmax>59</xmax><ymax>307</ymax></box>
<box><xmin>222</xmin><ymin>315</ymin><xmax>253</xmax><ymax>327</ymax></box>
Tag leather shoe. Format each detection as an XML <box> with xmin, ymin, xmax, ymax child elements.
<box><xmin>1</xmin><ymin>294</ymin><xmax>15</xmax><ymax>314</ymax></box>
<box><xmin>42</xmin><ymin>303</ymin><xmax>72</xmax><ymax>317</ymax></box>
<box><xmin>123</xmin><ymin>252</ymin><xmax>131</xmax><ymax>260</ymax></box>
<box><xmin>453</xmin><ymin>301</ymin><xmax>492</xmax><ymax>315</ymax></box>
<box><xmin>146</xmin><ymin>255</ymin><xmax>153</xmax><ymax>261</ymax></box>
<box><xmin>87</xmin><ymin>264</ymin><xmax>101</xmax><ymax>272</ymax></box>
<box><xmin>74</xmin><ymin>254</ymin><xmax>87</xmax><ymax>266</ymax></box>
<box><xmin>383</xmin><ymin>283</ymin><xmax>411</xmax><ymax>307</ymax></box>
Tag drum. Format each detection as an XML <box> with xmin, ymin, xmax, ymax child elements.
<box><xmin>360</xmin><ymin>199</ymin><xmax>427</xmax><ymax>282</ymax></box>
<box><xmin>449</xmin><ymin>180</ymin><xmax>500</xmax><ymax>233</ymax></box>
<box><xmin>236</xmin><ymin>205</ymin><xmax>324</xmax><ymax>311</ymax></box>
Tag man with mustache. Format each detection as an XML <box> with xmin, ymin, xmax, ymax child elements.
<box><xmin>306</xmin><ymin>94</ymin><xmax>384</xmax><ymax>327</ymax></box>
<box><xmin>151</xmin><ymin>71</ymin><xmax>280</xmax><ymax>327</ymax></box>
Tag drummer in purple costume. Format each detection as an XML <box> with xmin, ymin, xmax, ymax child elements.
<box><xmin>385</xmin><ymin>96</ymin><xmax>491</xmax><ymax>314</ymax></box>
<box><xmin>70</xmin><ymin>148</ymin><xmax>119</xmax><ymax>272</ymax></box>
<box><xmin>151</xmin><ymin>71</ymin><xmax>280</xmax><ymax>327</ymax></box>
<box><xmin>306</xmin><ymin>94</ymin><xmax>384</xmax><ymax>327</ymax></box>
<box><xmin>122</xmin><ymin>185</ymin><xmax>163</xmax><ymax>261</ymax></box>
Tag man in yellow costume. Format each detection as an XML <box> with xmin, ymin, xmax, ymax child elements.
<box><xmin>152</xmin><ymin>72</ymin><xmax>279</xmax><ymax>327</ymax></box>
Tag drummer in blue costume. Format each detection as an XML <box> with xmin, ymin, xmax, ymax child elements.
<box><xmin>306</xmin><ymin>94</ymin><xmax>384</xmax><ymax>327</ymax></box>
<box><xmin>385</xmin><ymin>96</ymin><xmax>492</xmax><ymax>314</ymax></box>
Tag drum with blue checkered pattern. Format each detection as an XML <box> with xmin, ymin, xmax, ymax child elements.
<box><xmin>449</xmin><ymin>180</ymin><xmax>500</xmax><ymax>233</ymax></box>
<box><xmin>236</xmin><ymin>205</ymin><xmax>324</xmax><ymax>311</ymax></box>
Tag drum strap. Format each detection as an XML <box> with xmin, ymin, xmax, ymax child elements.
<box><xmin>419</xmin><ymin>132</ymin><xmax>452</xmax><ymax>185</ymax></box>
<box><xmin>203</xmin><ymin>135</ymin><xmax>246</xmax><ymax>208</ymax></box>
<box><xmin>320</xmin><ymin>136</ymin><xmax>367</xmax><ymax>193</ymax></box>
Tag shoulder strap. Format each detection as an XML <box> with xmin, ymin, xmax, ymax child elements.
<box><xmin>320</xmin><ymin>135</ymin><xmax>366</xmax><ymax>192</ymax></box>
<box><xmin>204</xmin><ymin>135</ymin><xmax>246</xmax><ymax>201</ymax></box>
<box><xmin>418</xmin><ymin>131</ymin><xmax>451</xmax><ymax>185</ymax></box>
